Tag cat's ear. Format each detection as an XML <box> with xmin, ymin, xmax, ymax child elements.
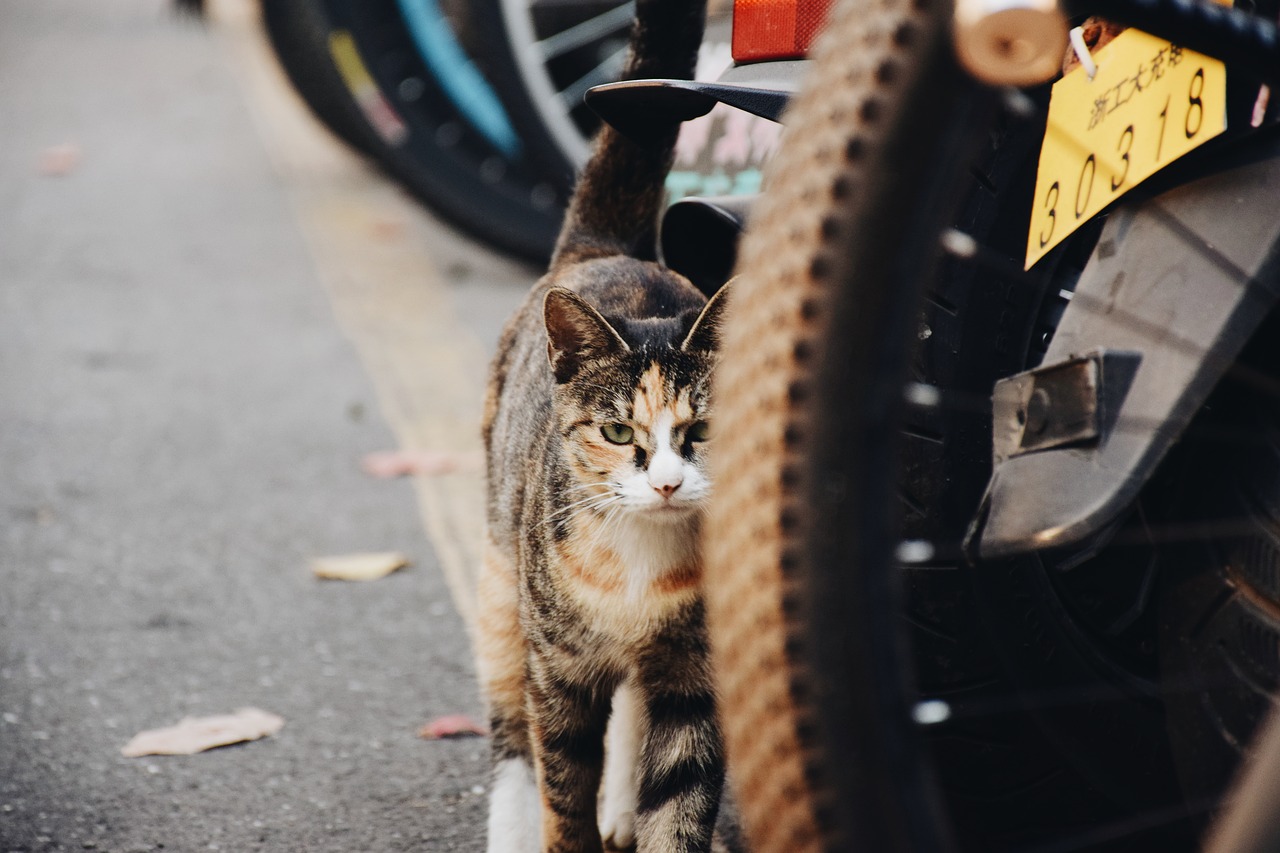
<box><xmin>544</xmin><ymin>287</ymin><xmax>628</xmax><ymax>383</ymax></box>
<box><xmin>680</xmin><ymin>279</ymin><xmax>733</xmax><ymax>353</ymax></box>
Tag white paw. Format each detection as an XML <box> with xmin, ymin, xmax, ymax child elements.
<box><xmin>487</xmin><ymin>758</ymin><xmax>541</xmax><ymax>853</ymax></box>
<box><xmin>601</xmin><ymin>808</ymin><xmax>636</xmax><ymax>850</ymax></box>
<box><xmin>600</xmin><ymin>681</ymin><xmax>642</xmax><ymax>851</ymax></box>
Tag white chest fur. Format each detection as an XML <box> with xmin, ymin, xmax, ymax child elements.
<box><xmin>566</xmin><ymin>513</ymin><xmax>702</xmax><ymax>646</ymax></box>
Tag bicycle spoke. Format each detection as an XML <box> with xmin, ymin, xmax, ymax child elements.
<box><xmin>557</xmin><ymin>44</ymin><xmax>628</xmax><ymax>108</ymax></box>
<box><xmin>1012</xmin><ymin>798</ymin><xmax>1216</xmax><ymax>853</ymax></box>
<box><xmin>536</xmin><ymin>1</ymin><xmax>633</xmax><ymax>60</ymax></box>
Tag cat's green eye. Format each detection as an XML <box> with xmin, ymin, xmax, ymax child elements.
<box><xmin>601</xmin><ymin>423</ymin><xmax>634</xmax><ymax>445</ymax></box>
<box><xmin>688</xmin><ymin>421</ymin><xmax>711</xmax><ymax>442</ymax></box>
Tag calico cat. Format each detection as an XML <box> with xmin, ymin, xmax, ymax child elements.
<box><xmin>475</xmin><ymin>0</ymin><xmax>728</xmax><ymax>851</ymax></box>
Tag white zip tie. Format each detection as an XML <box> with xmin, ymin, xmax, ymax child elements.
<box><xmin>1253</xmin><ymin>85</ymin><xmax>1271</xmax><ymax>128</ymax></box>
<box><xmin>1069</xmin><ymin>27</ymin><xmax>1098</xmax><ymax>80</ymax></box>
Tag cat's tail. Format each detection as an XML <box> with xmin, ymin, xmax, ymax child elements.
<box><xmin>548</xmin><ymin>0</ymin><xmax>709</xmax><ymax>271</ymax></box>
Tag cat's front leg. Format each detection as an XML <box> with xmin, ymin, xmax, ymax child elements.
<box><xmin>478</xmin><ymin>540</ymin><xmax>541</xmax><ymax>853</ymax></box>
<box><xmin>633</xmin><ymin>614</ymin><xmax>724</xmax><ymax>853</ymax></box>
<box><xmin>528</xmin><ymin>654</ymin><xmax>612</xmax><ymax>853</ymax></box>
<box><xmin>488</xmin><ymin>753</ymin><xmax>542</xmax><ymax>853</ymax></box>
<box><xmin>601</xmin><ymin>679</ymin><xmax>643</xmax><ymax>850</ymax></box>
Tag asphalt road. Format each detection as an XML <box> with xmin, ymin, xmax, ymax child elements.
<box><xmin>0</xmin><ymin>2</ymin><xmax>536</xmax><ymax>850</ymax></box>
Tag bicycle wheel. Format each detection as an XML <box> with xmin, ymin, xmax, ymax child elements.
<box><xmin>261</xmin><ymin>0</ymin><xmax>387</xmax><ymax>157</ymax></box>
<box><xmin>458</xmin><ymin>0</ymin><xmax>633</xmax><ymax>181</ymax></box>
<box><xmin>262</xmin><ymin>0</ymin><xmax>565</xmax><ymax>260</ymax></box>
<box><xmin>705</xmin><ymin>0</ymin><xmax>1280</xmax><ymax>849</ymax></box>
<box><xmin>456</xmin><ymin>0</ymin><xmax>755</xmax><ymax>198</ymax></box>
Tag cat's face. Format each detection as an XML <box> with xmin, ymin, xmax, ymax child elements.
<box><xmin>566</xmin><ymin>357</ymin><xmax>714</xmax><ymax>522</ymax></box>
<box><xmin>544</xmin><ymin>286</ymin><xmax>728</xmax><ymax>525</ymax></box>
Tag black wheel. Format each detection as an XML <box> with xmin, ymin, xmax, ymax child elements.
<box><xmin>260</xmin><ymin>0</ymin><xmax>386</xmax><ymax>157</ymax></box>
<box><xmin>455</xmin><ymin>0</ymin><xmax>759</xmax><ymax>202</ymax></box>
<box><xmin>262</xmin><ymin>0</ymin><xmax>566</xmax><ymax>261</ymax></box>
<box><xmin>1155</xmin><ymin>321</ymin><xmax>1280</xmax><ymax>817</ymax></box>
<box><xmin>456</xmin><ymin>0</ymin><xmax>634</xmax><ymax>182</ymax></box>
<box><xmin>705</xmin><ymin>0</ymin><xmax>1280</xmax><ymax>849</ymax></box>
<box><xmin>705</xmin><ymin>1</ymin><xmax>982</xmax><ymax>846</ymax></box>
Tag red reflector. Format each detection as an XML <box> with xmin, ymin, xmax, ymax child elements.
<box><xmin>732</xmin><ymin>0</ymin><xmax>834</xmax><ymax>62</ymax></box>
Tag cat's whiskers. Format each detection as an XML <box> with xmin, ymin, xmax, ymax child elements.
<box><xmin>544</xmin><ymin>498</ymin><xmax>612</xmax><ymax>524</ymax></box>
<box><xmin>560</xmin><ymin>482</ymin><xmax>610</xmax><ymax>495</ymax></box>
<box><xmin>543</xmin><ymin>490</ymin><xmax>625</xmax><ymax>525</ymax></box>
<box><xmin>552</xmin><ymin>483</ymin><xmax>617</xmax><ymax>506</ymax></box>
<box><xmin>579</xmin><ymin>501</ymin><xmax>632</xmax><ymax>566</ymax></box>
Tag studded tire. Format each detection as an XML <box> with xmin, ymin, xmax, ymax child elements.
<box><xmin>703</xmin><ymin>0</ymin><xmax>1280</xmax><ymax>844</ymax></box>
<box><xmin>702</xmin><ymin>0</ymin><xmax>972</xmax><ymax>848</ymax></box>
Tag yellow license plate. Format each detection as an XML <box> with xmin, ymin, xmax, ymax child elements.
<box><xmin>1025</xmin><ymin>31</ymin><xmax>1227</xmax><ymax>269</ymax></box>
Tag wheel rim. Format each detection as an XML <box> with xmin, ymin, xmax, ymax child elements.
<box><xmin>498</xmin><ymin>0</ymin><xmax>635</xmax><ymax>167</ymax></box>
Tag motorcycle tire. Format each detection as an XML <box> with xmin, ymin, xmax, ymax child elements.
<box><xmin>704</xmin><ymin>0</ymin><xmax>1280</xmax><ymax>849</ymax></box>
<box><xmin>705</xmin><ymin>1</ymin><xmax>998</xmax><ymax>845</ymax></box>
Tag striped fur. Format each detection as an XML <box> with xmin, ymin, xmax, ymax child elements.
<box><xmin>479</xmin><ymin>2</ymin><xmax>726</xmax><ymax>851</ymax></box>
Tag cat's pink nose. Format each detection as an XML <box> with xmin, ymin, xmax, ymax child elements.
<box><xmin>653</xmin><ymin>482</ymin><xmax>681</xmax><ymax>499</ymax></box>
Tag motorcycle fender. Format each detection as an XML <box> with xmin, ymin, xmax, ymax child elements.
<box><xmin>583</xmin><ymin>59</ymin><xmax>810</xmax><ymax>142</ymax></box>
<box><xmin>973</xmin><ymin>142</ymin><xmax>1280</xmax><ymax>560</ymax></box>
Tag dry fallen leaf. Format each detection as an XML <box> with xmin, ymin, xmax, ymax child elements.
<box><xmin>121</xmin><ymin>708</ymin><xmax>284</xmax><ymax>757</ymax></box>
<box><xmin>417</xmin><ymin>714</ymin><xmax>488</xmax><ymax>740</ymax></box>
<box><xmin>369</xmin><ymin>217</ymin><xmax>405</xmax><ymax>241</ymax></box>
<box><xmin>311</xmin><ymin>551</ymin><xmax>408</xmax><ymax>581</ymax></box>
<box><xmin>39</xmin><ymin>143</ymin><xmax>81</xmax><ymax>176</ymax></box>
<box><xmin>361</xmin><ymin>449</ymin><xmax>483</xmax><ymax>479</ymax></box>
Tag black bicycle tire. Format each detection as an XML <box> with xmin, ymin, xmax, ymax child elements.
<box><xmin>262</xmin><ymin>0</ymin><xmax>566</xmax><ymax>261</ymax></box>
<box><xmin>260</xmin><ymin>0</ymin><xmax>385</xmax><ymax>157</ymax></box>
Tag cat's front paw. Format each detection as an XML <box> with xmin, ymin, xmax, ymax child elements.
<box><xmin>600</xmin><ymin>809</ymin><xmax>636</xmax><ymax>851</ymax></box>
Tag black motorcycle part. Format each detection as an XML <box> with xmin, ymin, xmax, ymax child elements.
<box><xmin>1153</xmin><ymin>310</ymin><xmax>1280</xmax><ymax>825</ymax></box>
<box><xmin>1064</xmin><ymin>0</ymin><xmax>1280</xmax><ymax>87</ymax></box>
<box><xmin>659</xmin><ymin>194</ymin><xmax>752</xmax><ymax>296</ymax></box>
<box><xmin>584</xmin><ymin>78</ymin><xmax>790</xmax><ymax>143</ymax></box>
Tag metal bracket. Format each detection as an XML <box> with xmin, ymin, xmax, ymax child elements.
<box><xmin>992</xmin><ymin>350</ymin><xmax>1141</xmax><ymax>464</ymax></box>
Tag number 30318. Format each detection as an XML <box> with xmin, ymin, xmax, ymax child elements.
<box><xmin>1038</xmin><ymin>67</ymin><xmax>1208</xmax><ymax>250</ymax></box>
